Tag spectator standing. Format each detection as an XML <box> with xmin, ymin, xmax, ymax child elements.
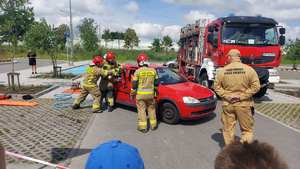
<box><xmin>213</xmin><ymin>49</ymin><xmax>260</xmax><ymax>145</ymax></box>
<box><xmin>27</xmin><ymin>49</ymin><xmax>37</xmax><ymax>74</ymax></box>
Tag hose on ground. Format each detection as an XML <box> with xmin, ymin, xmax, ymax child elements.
<box><xmin>53</xmin><ymin>86</ymin><xmax>93</xmax><ymax>108</ymax></box>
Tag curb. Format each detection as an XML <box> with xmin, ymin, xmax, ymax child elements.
<box><xmin>0</xmin><ymin>60</ymin><xmax>18</xmax><ymax>65</ymax></box>
<box><xmin>34</xmin><ymin>85</ymin><xmax>60</xmax><ymax>98</ymax></box>
<box><xmin>271</xmin><ymin>89</ymin><xmax>300</xmax><ymax>101</ymax></box>
<box><xmin>71</xmin><ymin>75</ymin><xmax>82</xmax><ymax>81</ymax></box>
<box><xmin>0</xmin><ymin>85</ymin><xmax>60</xmax><ymax>99</ymax></box>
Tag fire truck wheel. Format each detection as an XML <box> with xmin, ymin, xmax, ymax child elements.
<box><xmin>199</xmin><ymin>73</ymin><xmax>209</xmax><ymax>88</ymax></box>
<box><xmin>160</xmin><ymin>102</ymin><xmax>180</xmax><ymax>124</ymax></box>
<box><xmin>253</xmin><ymin>85</ymin><xmax>267</xmax><ymax>98</ymax></box>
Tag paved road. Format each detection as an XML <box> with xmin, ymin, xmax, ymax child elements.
<box><xmin>279</xmin><ymin>70</ymin><xmax>300</xmax><ymax>79</ymax></box>
<box><xmin>67</xmin><ymin>98</ymin><xmax>300</xmax><ymax>169</ymax></box>
<box><xmin>0</xmin><ymin>58</ymin><xmax>67</xmax><ymax>73</ymax></box>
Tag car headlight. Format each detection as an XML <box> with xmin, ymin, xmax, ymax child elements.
<box><xmin>183</xmin><ymin>97</ymin><xmax>200</xmax><ymax>103</ymax></box>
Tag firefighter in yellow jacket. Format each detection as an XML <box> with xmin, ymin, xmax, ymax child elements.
<box><xmin>130</xmin><ymin>54</ymin><xmax>160</xmax><ymax>133</ymax></box>
<box><xmin>73</xmin><ymin>56</ymin><xmax>116</xmax><ymax>113</ymax></box>
<box><xmin>99</xmin><ymin>52</ymin><xmax>122</xmax><ymax>112</ymax></box>
<box><xmin>213</xmin><ymin>49</ymin><xmax>260</xmax><ymax>145</ymax></box>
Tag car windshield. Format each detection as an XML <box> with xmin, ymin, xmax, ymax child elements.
<box><xmin>155</xmin><ymin>68</ymin><xmax>188</xmax><ymax>85</ymax></box>
<box><xmin>221</xmin><ymin>23</ymin><xmax>278</xmax><ymax>46</ymax></box>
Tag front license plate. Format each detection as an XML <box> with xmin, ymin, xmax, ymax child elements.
<box><xmin>204</xmin><ymin>103</ymin><xmax>215</xmax><ymax>109</ymax></box>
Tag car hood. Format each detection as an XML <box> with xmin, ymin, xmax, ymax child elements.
<box><xmin>160</xmin><ymin>82</ymin><xmax>214</xmax><ymax>99</ymax></box>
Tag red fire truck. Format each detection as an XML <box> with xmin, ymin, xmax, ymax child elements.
<box><xmin>178</xmin><ymin>14</ymin><xmax>286</xmax><ymax>97</ymax></box>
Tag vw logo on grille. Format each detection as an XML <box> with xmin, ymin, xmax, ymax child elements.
<box><xmin>250</xmin><ymin>54</ymin><xmax>254</xmax><ymax>59</ymax></box>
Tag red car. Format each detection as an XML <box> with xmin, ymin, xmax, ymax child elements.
<box><xmin>113</xmin><ymin>65</ymin><xmax>217</xmax><ymax>124</ymax></box>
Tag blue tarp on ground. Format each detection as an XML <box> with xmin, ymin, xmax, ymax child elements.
<box><xmin>62</xmin><ymin>65</ymin><xmax>87</xmax><ymax>73</ymax></box>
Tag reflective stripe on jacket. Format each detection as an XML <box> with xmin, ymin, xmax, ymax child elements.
<box><xmin>83</xmin><ymin>65</ymin><xmax>109</xmax><ymax>87</ymax></box>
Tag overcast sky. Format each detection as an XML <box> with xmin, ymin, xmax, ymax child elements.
<box><xmin>30</xmin><ymin>0</ymin><xmax>300</xmax><ymax>42</ymax></box>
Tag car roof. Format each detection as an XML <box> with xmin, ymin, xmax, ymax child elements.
<box><xmin>122</xmin><ymin>64</ymin><xmax>167</xmax><ymax>69</ymax></box>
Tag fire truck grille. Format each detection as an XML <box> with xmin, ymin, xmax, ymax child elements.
<box><xmin>240</xmin><ymin>56</ymin><xmax>276</xmax><ymax>64</ymax></box>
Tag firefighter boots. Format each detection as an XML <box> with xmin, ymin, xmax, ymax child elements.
<box><xmin>151</xmin><ymin>126</ymin><xmax>158</xmax><ymax>131</ymax></box>
<box><xmin>72</xmin><ymin>104</ymin><xmax>80</xmax><ymax>109</ymax></box>
<box><xmin>108</xmin><ymin>106</ymin><xmax>113</xmax><ymax>112</ymax></box>
<box><xmin>92</xmin><ymin>109</ymin><xmax>102</xmax><ymax>113</ymax></box>
<box><xmin>137</xmin><ymin>126</ymin><xmax>147</xmax><ymax>133</ymax></box>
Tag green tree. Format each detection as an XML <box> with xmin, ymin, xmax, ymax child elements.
<box><xmin>102</xmin><ymin>28</ymin><xmax>111</xmax><ymax>48</ymax></box>
<box><xmin>77</xmin><ymin>18</ymin><xmax>99</xmax><ymax>55</ymax></box>
<box><xmin>123</xmin><ymin>28</ymin><xmax>139</xmax><ymax>49</ymax></box>
<box><xmin>56</xmin><ymin>24</ymin><xmax>68</xmax><ymax>50</ymax></box>
<box><xmin>161</xmin><ymin>35</ymin><xmax>173</xmax><ymax>53</ymax></box>
<box><xmin>286</xmin><ymin>38</ymin><xmax>300</xmax><ymax>69</ymax></box>
<box><xmin>0</xmin><ymin>0</ymin><xmax>34</xmax><ymax>91</ymax></box>
<box><xmin>23</xmin><ymin>18</ymin><xmax>60</xmax><ymax>77</ymax></box>
<box><xmin>151</xmin><ymin>38</ymin><xmax>162</xmax><ymax>52</ymax></box>
<box><xmin>111</xmin><ymin>31</ymin><xmax>124</xmax><ymax>49</ymax></box>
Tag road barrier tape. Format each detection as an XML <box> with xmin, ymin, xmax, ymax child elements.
<box><xmin>5</xmin><ymin>151</ymin><xmax>71</xmax><ymax>169</ymax></box>
<box><xmin>276</xmin><ymin>68</ymin><xmax>299</xmax><ymax>72</ymax></box>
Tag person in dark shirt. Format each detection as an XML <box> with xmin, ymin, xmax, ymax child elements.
<box><xmin>27</xmin><ymin>49</ymin><xmax>37</xmax><ymax>74</ymax></box>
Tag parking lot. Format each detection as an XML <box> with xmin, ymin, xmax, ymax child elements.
<box><xmin>1</xmin><ymin>59</ymin><xmax>300</xmax><ymax>169</ymax></box>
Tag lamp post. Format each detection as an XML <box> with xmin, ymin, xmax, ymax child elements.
<box><xmin>69</xmin><ymin>0</ymin><xmax>74</xmax><ymax>66</ymax></box>
<box><xmin>60</xmin><ymin>0</ymin><xmax>73</xmax><ymax>66</ymax></box>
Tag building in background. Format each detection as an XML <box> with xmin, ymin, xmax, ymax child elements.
<box><xmin>77</xmin><ymin>39</ymin><xmax>180</xmax><ymax>51</ymax></box>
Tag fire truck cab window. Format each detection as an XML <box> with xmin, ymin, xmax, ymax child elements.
<box><xmin>221</xmin><ymin>24</ymin><xmax>278</xmax><ymax>46</ymax></box>
<box><xmin>212</xmin><ymin>25</ymin><xmax>219</xmax><ymax>48</ymax></box>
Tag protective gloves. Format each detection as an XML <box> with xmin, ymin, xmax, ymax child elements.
<box><xmin>131</xmin><ymin>95</ymin><xmax>134</xmax><ymax>101</ymax></box>
<box><xmin>112</xmin><ymin>69</ymin><xmax>120</xmax><ymax>76</ymax></box>
<box><xmin>116</xmin><ymin>67</ymin><xmax>122</xmax><ymax>73</ymax></box>
<box><xmin>154</xmin><ymin>90</ymin><xmax>159</xmax><ymax>98</ymax></box>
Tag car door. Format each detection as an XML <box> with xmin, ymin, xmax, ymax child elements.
<box><xmin>114</xmin><ymin>67</ymin><xmax>137</xmax><ymax>105</ymax></box>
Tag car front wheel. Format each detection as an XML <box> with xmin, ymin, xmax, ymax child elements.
<box><xmin>160</xmin><ymin>102</ymin><xmax>180</xmax><ymax>124</ymax></box>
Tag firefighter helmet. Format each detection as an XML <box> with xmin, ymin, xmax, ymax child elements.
<box><xmin>137</xmin><ymin>54</ymin><xmax>149</xmax><ymax>66</ymax></box>
<box><xmin>106</xmin><ymin>52</ymin><xmax>115</xmax><ymax>62</ymax></box>
<box><xmin>92</xmin><ymin>56</ymin><xmax>103</xmax><ymax>67</ymax></box>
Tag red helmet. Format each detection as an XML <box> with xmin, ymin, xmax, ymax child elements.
<box><xmin>106</xmin><ymin>52</ymin><xmax>115</xmax><ymax>62</ymax></box>
<box><xmin>137</xmin><ymin>54</ymin><xmax>148</xmax><ymax>66</ymax></box>
<box><xmin>93</xmin><ymin>56</ymin><xmax>103</xmax><ymax>67</ymax></box>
